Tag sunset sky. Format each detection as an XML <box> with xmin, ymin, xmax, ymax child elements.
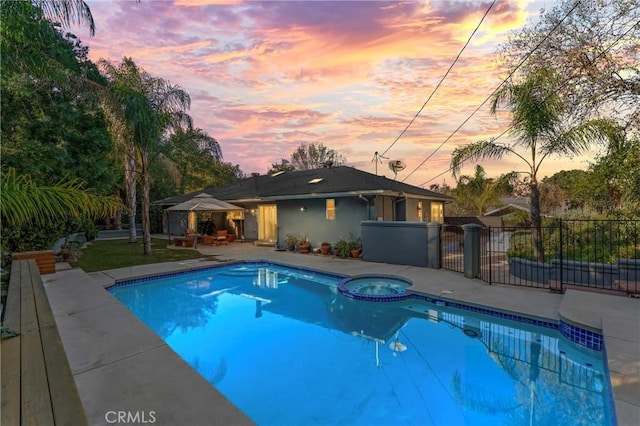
<box><xmin>70</xmin><ymin>0</ymin><xmax>595</xmax><ymax>188</ymax></box>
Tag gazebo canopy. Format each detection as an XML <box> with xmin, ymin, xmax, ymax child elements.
<box><xmin>165</xmin><ymin>193</ymin><xmax>242</xmax><ymax>212</ymax></box>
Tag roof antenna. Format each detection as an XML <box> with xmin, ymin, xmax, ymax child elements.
<box><xmin>372</xmin><ymin>151</ymin><xmax>388</xmax><ymax>175</ymax></box>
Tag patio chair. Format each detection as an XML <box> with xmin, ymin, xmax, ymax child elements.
<box><xmin>215</xmin><ymin>230</ymin><xmax>228</xmax><ymax>246</ymax></box>
<box><xmin>182</xmin><ymin>228</ymin><xmax>197</xmax><ymax>247</ymax></box>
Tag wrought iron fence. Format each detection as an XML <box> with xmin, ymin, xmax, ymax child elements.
<box><xmin>479</xmin><ymin>219</ymin><xmax>640</xmax><ymax>294</ymax></box>
<box><xmin>441</xmin><ymin>224</ymin><xmax>464</xmax><ymax>273</ymax></box>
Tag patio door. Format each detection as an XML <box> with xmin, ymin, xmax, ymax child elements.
<box><xmin>258</xmin><ymin>205</ymin><xmax>277</xmax><ymax>241</ymax></box>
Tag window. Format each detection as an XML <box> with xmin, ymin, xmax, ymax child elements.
<box><xmin>417</xmin><ymin>201</ymin><xmax>423</xmax><ymax>221</ymax></box>
<box><xmin>430</xmin><ymin>202</ymin><xmax>443</xmax><ymax>223</ymax></box>
<box><xmin>326</xmin><ymin>199</ymin><xmax>336</xmax><ymax>220</ymax></box>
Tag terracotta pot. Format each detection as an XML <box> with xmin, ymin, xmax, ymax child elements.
<box><xmin>299</xmin><ymin>243</ymin><xmax>310</xmax><ymax>254</ymax></box>
<box><xmin>62</xmin><ymin>252</ymin><xmax>77</xmax><ymax>262</ymax></box>
<box><xmin>320</xmin><ymin>244</ymin><xmax>331</xmax><ymax>255</ymax></box>
<box><xmin>351</xmin><ymin>248</ymin><xmax>362</xmax><ymax>258</ymax></box>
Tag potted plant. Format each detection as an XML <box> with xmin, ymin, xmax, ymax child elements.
<box><xmin>334</xmin><ymin>237</ymin><xmax>352</xmax><ymax>259</ymax></box>
<box><xmin>60</xmin><ymin>241</ymin><xmax>79</xmax><ymax>262</ymax></box>
<box><xmin>320</xmin><ymin>242</ymin><xmax>331</xmax><ymax>255</ymax></box>
<box><xmin>298</xmin><ymin>236</ymin><xmax>310</xmax><ymax>254</ymax></box>
<box><xmin>284</xmin><ymin>234</ymin><xmax>299</xmax><ymax>251</ymax></box>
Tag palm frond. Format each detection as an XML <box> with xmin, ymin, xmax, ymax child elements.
<box><xmin>540</xmin><ymin>118</ymin><xmax>616</xmax><ymax>157</ymax></box>
<box><xmin>450</xmin><ymin>139</ymin><xmax>515</xmax><ymax>179</ymax></box>
<box><xmin>1</xmin><ymin>169</ymin><xmax>122</xmax><ymax>227</ymax></box>
<box><xmin>36</xmin><ymin>0</ymin><xmax>95</xmax><ymax>36</ymax></box>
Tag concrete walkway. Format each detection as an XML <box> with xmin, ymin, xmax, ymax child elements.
<box><xmin>43</xmin><ymin>241</ymin><xmax>639</xmax><ymax>425</ymax></box>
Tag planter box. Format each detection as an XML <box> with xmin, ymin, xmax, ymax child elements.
<box><xmin>551</xmin><ymin>259</ymin><xmax>617</xmax><ymax>287</ymax></box>
<box><xmin>12</xmin><ymin>250</ymin><xmax>56</xmax><ymax>274</ymax></box>
<box><xmin>616</xmin><ymin>258</ymin><xmax>640</xmax><ymax>293</ymax></box>
<box><xmin>508</xmin><ymin>257</ymin><xmax>550</xmax><ymax>284</ymax></box>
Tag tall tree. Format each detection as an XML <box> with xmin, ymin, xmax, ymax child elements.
<box><xmin>586</xmin><ymin>134</ymin><xmax>640</xmax><ymax>215</ymax></box>
<box><xmin>166</xmin><ymin>127</ymin><xmax>241</xmax><ymax>193</ymax></box>
<box><xmin>1</xmin><ymin>0</ymin><xmax>95</xmax><ymax>79</ymax></box>
<box><xmin>500</xmin><ymin>0</ymin><xmax>639</xmax><ymax>130</ymax></box>
<box><xmin>291</xmin><ymin>142</ymin><xmax>346</xmax><ymax>170</ymax></box>
<box><xmin>269</xmin><ymin>143</ymin><xmax>346</xmax><ymax>173</ymax></box>
<box><xmin>0</xmin><ymin>0</ymin><xmax>124</xmax><ymax>251</ymax></box>
<box><xmin>99</xmin><ymin>58</ymin><xmax>192</xmax><ymax>254</ymax></box>
<box><xmin>268</xmin><ymin>159</ymin><xmax>296</xmax><ymax>174</ymax></box>
<box><xmin>540</xmin><ymin>170</ymin><xmax>592</xmax><ymax>212</ymax></box>
<box><xmin>451</xmin><ymin>68</ymin><xmax>611</xmax><ymax>261</ymax></box>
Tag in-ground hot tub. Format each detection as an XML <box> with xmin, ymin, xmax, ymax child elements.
<box><xmin>337</xmin><ymin>275</ymin><xmax>412</xmax><ymax>302</ymax></box>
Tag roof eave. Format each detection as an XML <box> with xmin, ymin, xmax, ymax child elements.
<box><xmin>230</xmin><ymin>190</ymin><xmax>452</xmax><ymax>202</ymax></box>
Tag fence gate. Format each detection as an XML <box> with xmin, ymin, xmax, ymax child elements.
<box><xmin>441</xmin><ymin>224</ymin><xmax>464</xmax><ymax>273</ymax></box>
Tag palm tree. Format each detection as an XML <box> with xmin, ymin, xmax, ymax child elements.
<box><xmin>98</xmin><ymin>58</ymin><xmax>191</xmax><ymax>254</ymax></box>
<box><xmin>167</xmin><ymin>127</ymin><xmax>224</xmax><ymax>192</ymax></box>
<box><xmin>454</xmin><ymin>166</ymin><xmax>517</xmax><ymax>216</ymax></box>
<box><xmin>1</xmin><ymin>169</ymin><xmax>120</xmax><ymax>227</ymax></box>
<box><xmin>451</xmin><ymin>67</ymin><xmax>611</xmax><ymax>261</ymax></box>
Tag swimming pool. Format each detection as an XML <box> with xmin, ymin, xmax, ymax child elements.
<box><xmin>109</xmin><ymin>261</ymin><xmax>614</xmax><ymax>425</ymax></box>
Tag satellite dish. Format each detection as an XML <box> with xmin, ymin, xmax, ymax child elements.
<box><xmin>388</xmin><ymin>160</ymin><xmax>406</xmax><ymax>176</ymax></box>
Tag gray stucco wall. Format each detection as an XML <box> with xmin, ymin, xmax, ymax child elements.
<box><xmin>374</xmin><ymin>195</ymin><xmax>394</xmax><ymax>220</ymax></box>
<box><xmin>361</xmin><ymin>221</ymin><xmax>429</xmax><ymax>267</ymax></box>
<box><xmin>167</xmin><ymin>211</ymin><xmax>189</xmax><ymax>236</ymax></box>
<box><xmin>277</xmin><ymin>197</ymin><xmax>368</xmax><ymax>248</ymax></box>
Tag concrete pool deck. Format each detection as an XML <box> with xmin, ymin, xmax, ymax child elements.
<box><xmin>43</xmin><ymin>241</ymin><xmax>639</xmax><ymax>425</ymax></box>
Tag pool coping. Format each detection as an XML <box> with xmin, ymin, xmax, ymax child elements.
<box><xmin>43</xmin><ymin>248</ymin><xmax>639</xmax><ymax>425</ymax></box>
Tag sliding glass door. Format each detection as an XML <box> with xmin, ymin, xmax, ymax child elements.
<box><xmin>258</xmin><ymin>205</ymin><xmax>277</xmax><ymax>241</ymax></box>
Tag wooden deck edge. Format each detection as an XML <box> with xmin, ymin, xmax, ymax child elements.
<box><xmin>1</xmin><ymin>259</ymin><xmax>88</xmax><ymax>426</ymax></box>
<box><xmin>1</xmin><ymin>260</ymin><xmax>22</xmax><ymax>425</ymax></box>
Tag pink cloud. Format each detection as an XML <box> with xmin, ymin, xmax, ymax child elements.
<box><xmin>70</xmin><ymin>0</ymin><xmax>580</xmax><ymax>185</ymax></box>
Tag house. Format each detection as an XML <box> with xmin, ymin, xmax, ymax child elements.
<box><xmin>155</xmin><ymin>166</ymin><xmax>453</xmax><ymax>247</ymax></box>
<box><xmin>484</xmin><ymin>197</ymin><xmax>532</xmax><ymax>217</ymax></box>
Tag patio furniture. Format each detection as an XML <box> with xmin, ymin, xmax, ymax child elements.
<box><xmin>173</xmin><ymin>236</ymin><xmax>196</xmax><ymax>247</ymax></box>
<box><xmin>215</xmin><ymin>230</ymin><xmax>228</xmax><ymax>246</ymax></box>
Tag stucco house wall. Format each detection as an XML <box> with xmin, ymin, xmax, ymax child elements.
<box><xmin>374</xmin><ymin>195</ymin><xmax>395</xmax><ymax>221</ymax></box>
<box><xmin>277</xmin><ymin>197</ymin><xmax>368</xmax><ymax>248</ymax></box>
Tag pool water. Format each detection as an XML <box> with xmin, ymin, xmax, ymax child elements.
<box><xmin>110</xmin><ymin>262</ymin><xmax>613</xmax><ymax>426</ymax></box>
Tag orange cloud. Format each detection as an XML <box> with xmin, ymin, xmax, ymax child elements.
<box><xmin>76</xmin><ymin>0</ymin><xmax>576</xmax><ymax>184</ymax></box>
<box><xmin>131</xmin><ymin>40</ymin><xmax>213</xmax><ymax>58</ymax></box>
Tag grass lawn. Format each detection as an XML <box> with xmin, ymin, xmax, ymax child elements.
<box><xmin>73</xmin><ymin>238</ymin><xmax>203</xmax><ymax>272</ymax></box>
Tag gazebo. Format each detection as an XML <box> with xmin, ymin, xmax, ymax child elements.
<box><xmin>165</xmin><ymin>193</ymin><xmax>244</xmax><ymax>246</ymax></box>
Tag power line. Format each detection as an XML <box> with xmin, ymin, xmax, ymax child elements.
<box><xmin>417</xmin><ymin>15</ymin><xmax>640</xmax><ymax>188</ymax></box>
<box><xmin>402</xmin><ymin>0</ymin><xmax>584</xmax><ymax>183</ymax></box>
<box><xmin>377</xmin><ymin>0</ymin><xmax>497</xmax><ymax>159</ymax></box>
